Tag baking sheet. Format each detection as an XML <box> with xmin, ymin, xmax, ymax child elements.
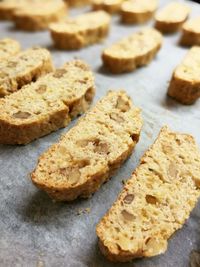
<box><xmin>0</xmin><ymin>0</ymin><xmax>200</xmax><ymax>266</ymax></box>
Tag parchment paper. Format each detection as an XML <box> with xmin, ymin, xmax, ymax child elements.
<box><xmin>0</xmin><ymin>0</ymin><xmax>200</xmax><ymax>266</ymax></box>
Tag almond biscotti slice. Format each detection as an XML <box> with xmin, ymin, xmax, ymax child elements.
<box><xmin>121</xmin><ymin>0</ymin><xmax>158</xmax><ymax>24</ymax></box>
<box><xmin>31</xmin><ymin>90</ymin><xmax>142</xmax><ymax>201</ymax></box>
<box><xmin>102</xmin><ymin>28</ymin><xmax>162</xmax><ymax>73</ymax></box>
<box><xmin>0</xmin><ymin>60</ymin><xmax>95</xmax><ymax>144</ymax></box>
<box><xmin>0</xmin><ymin>38</ymin><xmax>20</xmax><ymax>60</ymax></box>
<box><xmin>13</xmin><ymin>0</ymin><xmax>67</xmax><ymax>31</ymax></box>
<box><xmin>0</xmin><ymin>0</ymin><xmax>24</xmax><ymax>20</ymax></box>
<box><xmin>168</xmin><ymin>46</ymin><xmax>200</xmax><ymax>105</ymax></box>
<box><xmin>96</xmin><ymin>126</ymin><xmax>200</xmax><ymax>262</ymax></box>
<box><xmin>180</xmin><ymin>17</ymin><xmax>200</xmax><ymax>46</ymax></box>
<box><xmin>50</xmin><ymin>11</ymin><xmax>110</xmax><ymax>50</ymax></box>
<box><xmin>155</xmin><ymin>2</ymin><xmax>190</xmax><ymax>33</ymax></box>
<box><xmin>92</xmin><ymin>0</ymin><xmax>124</xmax><ymax>14</ymax></box>
<box><xmin>0</xmin><ymin>47</ymin><xmax>53</xmax><ymax>97</ymax></box>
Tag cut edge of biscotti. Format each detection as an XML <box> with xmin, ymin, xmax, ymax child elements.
<box><xmin>0</xmin><ymin>60</ymin><xmax>95</xmax><ymax>145</ymax></box>
<box><xmin>92</xmin><ymin>0</ymin><xmax>124</xmax><ymax>14</ymax></box>
<box><xmin>102</xmin><ymin>27</ymin><xmax>162</xmax><ymax>73</ymax></box>
<box><xmin>180</xmin><ymin>17</ymin><xmax>200</xmax><ymax>46</ymax></box>
<box><xmin>31</xmin><ymin>90</ymin><xmax>143</xmax><ymax>201</ymax></box>
<box><xmin>96</xmin><ymin>126</ymin><xmax>200</xmax><ymax>262</ymax></box>
<box><xmin>0</xmin><ymin>38</ymin><xmax>21</xmax><ymax>60</ymax></box>
<box><xmin>167</xmin><ymin>46</ymin><xmax>200</xmax><ymax>105</ymax></box>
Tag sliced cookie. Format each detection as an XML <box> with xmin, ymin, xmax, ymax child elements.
<box><xmin>0</xmin><ymin>47</ymin><xmax>53</xmax><ymax>97</ymax></box>
<box><xmin>180</xmin><ymin>17</ymin><xmax>200</xmax><ymax>46</ymax></box>
<box><xmin>92</xmin><ymin>0</ymin><xmax>124</xmax><ymax>14</ymax></box>
<box><xmin>0</xmin><ymin>38</ymin><xmax>20</xmax><ymax>60</ymax></box>
<box><xmin>0</xmin><ymin>0</ymin><xmax>24</xmax><ymax>20</ymax></box>
<box><xmin>121</xmin><ymin>0</ymin><xmax>158</xmax><ymax>24</ymax></box>
<box><xmin>0</xmin><ymin>60</ymin><xmax>95</xmax><ymax>144</ymax></box>
<box><xmin>96</xmin><ymin>126</ymin><xmax>200</xmax><ymax>262</ymax></box>
<box><xmin>168</xmin><ymin>46</ymin><xmax>200</xmax><ymax>105</ymax></box>
<box><xmin>50</xmin><ymin>11</ymin><xmax>110</xmax><ymax>50</ymax></box>
<box><xmin>31</xmin><ymin>90</ymin><xmax>143</xmax><ymax>201</ymax></box>
<box><xmin>102</xmin><ymin>28</ymin><xmax>162</xmax><ymax>73</ymax></box>
<box><xmin>13</xmin><ymin>0</ymin><xmax>67</xmax><ymax>31</ymax></box>
<box><xmin>155</xmin><ymin>2</ymin><xmax>190</xmax><ymax>33</ymax></box>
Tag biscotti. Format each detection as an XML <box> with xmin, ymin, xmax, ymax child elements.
<box><xmin>155</xmin><ymin>2</ymin><xmax>190</xmax><ymax>33</ymax></box>
<box><xmin>168</xmin><ymin>46</ymin><xmax>200</xmax><ymax>105</ymax></box>
<box><xmin>31</xmin><ymin>90</ymin><xmax>142</xmax><ymax>201</ymax></box>
<box><xmin>0</xmin><ymin>60</ymin><xmax>95</xmax><ymax>144</ymax></box>
<box><xmin>0</xmin><ymin>47</ymin><xmax>53</xmax><ymax>97</ymax></box>
<box><xmin>102</xmin><ymin>28</ymin><xmax>162</xmax><ymax>73</ymax></box>
<box><xmin>92</xmin><ymin>0</ymin><xmax>124</xmax><ymax>14</ymax></box>
<box><xmin>65</xmin><ymin>0</ymin><xmax>91</xmax><ymax>7</ymax></box>
<box><xmin>96</xmin><ymin>126</ymin><xmax>200</xmax><ymax>262</ymax></box>
<box><xmin>0</xmin><ymin>38</ymin><xmax>20</xmax><ymax>60</ymax></box>
<box><xmin>13</xmin><ymin>0</ymin><xmax>67</xmax><ymax>31</ymax></box>
<box><xmin>50</xmin><ymin>11</ymin><xmax>110</xmax><ymax>50</ymax></box>
<box><xmin>121</xmin><ymin>0</ymin><xmax>158</xmax><ymax>24</ymax></box>
<box><xmin>180</xmin><ymin>17</ymin><xmax>200</xmax><ymax>46</ymax></box>
<box><xmin>0</xmin><ymin>0</ymin><xmax>23</xmax><ymax>20</ymax></box>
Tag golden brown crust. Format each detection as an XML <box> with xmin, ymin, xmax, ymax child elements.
<box><xmin>0</xmin><ymin>47</ymin><xmax>54</xmax><ymax>97</ymax></box>
<box><xmin>96</xmin><ymin>126</ymin><xmax>200</xmax><ymax>262</ymax></box>
<box><xmin>13</xmin><ymin>0</ymin><xmax>67</xmax><ymax>31</ymax></box>
<box><xmin>31</xmin><ymin>90</ymin><xmax>143</xmax><ymax>201</ymax></box>
<box><xmin>180</xmin><ymin>17</ymin><xmax>200</xmax><ymax>46</ymax></box>
<box><xmin>168</xmin><ymin>46</ymin><xmax>200</xmax><ymax>105</ymax></box>
<box><xmin>50</xmin><ymin>11</ymin><xmax>110</xmax><ymax>50</ymax></box>
<box><xmin>0</xmin><ymin>38</ymin><xmax>21</xmax><ymax>60</ymax></box>
<box><xmin>0</xmin><ymin>60</ymin><xmax>95</xmax><ymax>144</ymax></box>
<box><xmin>92</xmin><ymin>0</ymin><xmax>124</xmax><ymax>14</ymax></box>
<box><xmin>155</xmin><ymin>2</ymin><xmax>190</xmax><ymax>34</ymax></box>
<box><xmin>121</xmin><ymin>0</ymin><xmax>157</xmax><ymax>24</ymax></box>
<box><xmin>102</xmin><ymin>28</ymin><xmax>162</xmax><ymax>73</ymax></box>
<box><xmin>65</xmin><ymin>0</ymin><xmax>91</xmax><ymax>7</ymax></box>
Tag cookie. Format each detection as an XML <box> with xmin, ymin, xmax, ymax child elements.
<box><xmin>168</xmin><ymin>46</ymin><xmax>200</xmax><ymax>105</ymax></box>
<box><xmin>180</xmin><ymin>17</ymin><xmax>200</xmax><ymax>46</ymax></box>
<box><xmin>155</xmin><ymin>2</ymin><xmax>190</xmax><ymax>33</ymax></box>
<box><xmin>92</xmin><ymin>0</ymin><xmax>124</xmax><ymax>14</ymax></box>
<box><xmin>50</xmin><ymin>11</ymin><xmax>110</xmax><ymax>50</ymax></box>
<box><xmin>0</xmin><ymin>47</ymin><xmax>53</xmax><ymax>97</ymax></box>
<box><xmin>96</xmin><ymin>126</ymin><xmax>200</xmax><ymax>262</ymax></box>
<box><xmin>0</xmin><ymin>38</ymin><xmax>20</xmax><ymax>60</ymax></box>
<box><xmin>31</xmin><ymin>90</ymin><xmax>143</xmax><ymax>201</ymax></box>
<box><xmin>121</xmin><ymin>0</ymin><xmax>158</xmax><ymax>24</ymax></box>
<box><xmin>102</xmin><ymin>28</ymin><xmax>162</xmax><ymax>73</ymax></box>
<box><xmin>13</xmin><ymin>0</ymin><xmax>67</xmax><ymax>31</ymax></box>
<box><xmin>0</xmin><ymin>0</ymin><xmax>23</xmax><ymax>20</ymax></box>
<box><xmin>0</xmin><ymin>60</ymin><xmax>95</xmax><ymax>144</ymax></box>
<box><xmin>65</xmin><ymin>0</ymin><xmax>91</xmax><ymax>7</ymax></box>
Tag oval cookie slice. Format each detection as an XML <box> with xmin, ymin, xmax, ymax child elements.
<box><xmin>102</xmin><ymin>28</ymin><xmax>162</xmax><ymax>73</ymax></box>
<box><xmin>168</xmin><ymin>46</ymin><xmax>200</xmax><ymax>105</ymax></box>
<box><xmin>0</xmin><ymin>47</ymin><xmax>53</xmax><ymax>97</ymax></box>
<box><xmin>0</xmin><ymin>38</ymin><xmax>20</xmax><ymax>60</ymax></box>
<box><xmin>96</xmin><ymin>126</ymin><xmax>200</xmax><ymax>262</ymax></box>
<box><xmin>180</xmin><ymin>17</ymin><xmax>200</xmax><ymax>46</ymax></box>
<box><xmin>31</xmin><ymin>91</ymin><xmax>142</xmax><ymax>201</ymax></box>
<box><xmin>121</xmin><ymin>0</ymin><xmax>158</xmax><ymax>24</ymax></box>
<box><xmin>155</xmin><ymin>2</ymin><xmax>190</xmax><ymax>33</ymax></box>
<box><xmin>50</xmin><ymin>11</ymin><xmax>110</xmax><ymax>50</ymax></box>
<box><xmin>13</xmin><ymin>0</ymin><xmax>67</xmax><ymax>31</ymax></box>
<box><xmin>92</xmin><ymin>0</ymin><xmax>124</xmax><ymax>14</ymax></box>
<box><xmin>0</xmin><ymin>60</ymin><xmax>95</xmax><ymax>144</ymax></box>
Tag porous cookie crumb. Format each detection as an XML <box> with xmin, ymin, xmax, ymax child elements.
<box><xmin>0</xmin><ymin>60</ymin><xmax>95</xmax><ymax>144</ymax></box>
<box><xmin>13</xmin><ymin>0</ymin><xmax>67</xmax><ymax>31</ymax></box>
<box><xmin>96</xmin><ymin>126</ymin><xmax>200</xmax><ymax>262</ymax></box>
<box><xmin>121</xmin><ymin>0</ymin><xmax>158</xmax><ymax>24</ymax></box>
<box><xmin>92</xmin><ymin>0</ymin><xmax>124</xmax><ymax>14</ymax></box>
<box><xmin>102</xmin><ymin>28</ymin><xmax>162</xmax><ymax>73</ymax></box>
<box><xmin>31</xmin><ymin>90</ymin><xmax>143</xmax><ymax>201</ymax></box>
<box><xmin>180</xmin><ymin>17</ymin><xmax>200</xmax><ymax>46</ymax></box>
<box><xmin>155</xmin><ymin>2</ymin><xmax>190</xmax><ymax>33</ymax></box>
<box><xmin>0</xmin><ymin>47</ymin><xmax>53</xmax><ymax>97</ymax></box>
<box><xmin>0</xmin><ymin>38</ymin><xmax>20</xmax><ymax>60</ymax></box>
<box><xmin>168</xmin><ymin>46</ymin><xmax>200</xmax><ymax>105</ymax></box>
<box><xmin>50</xmin><ymin>11</ymin><xmax>111</xmax><ymax>50</ymax></box>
